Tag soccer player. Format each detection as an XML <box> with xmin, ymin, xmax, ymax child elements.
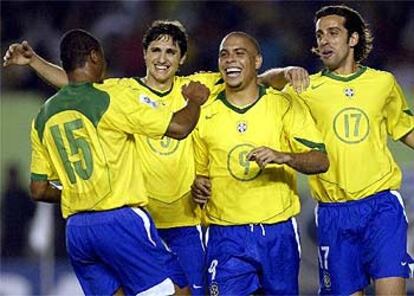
<box><xmin>28</xmin><ymin>29</ymin><xmax>210</xmax><ymax>296</ymax></box>
<box><xmin>191</xmin><ymin>31</ymin><xmax>329</xmax><ymax>295</ymax></box>
<box><xmin>3</xmin><ymin>20</ymin><xmax>310</xmax><ymax>295</ymax></box>
<box><xmin>283</xmin><ymin>5</ymin><xmax>414</xmax><ymax>295</ymax></box>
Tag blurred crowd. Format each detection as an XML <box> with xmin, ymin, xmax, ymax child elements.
<box><xmin>1</xmin><ymin>1</ymin><xmax>414</xmax><ymax>97</ymax></box>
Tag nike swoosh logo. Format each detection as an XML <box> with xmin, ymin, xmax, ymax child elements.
<box><xmin>401</xmin><ymin>261</ymin><xmax>407</xmax><ymax>266</ymax></box>
<box><xmin>205</xmin><ymin>113</ymin><xmax>217</xmax><ymax>120</ymax></box>
<box><xmin>192</xmin><ymin>284</ymin><xmax>203</xmax><ymax>289</ymax></box>
<box><xmin>311</xmin><ymin>82</ymin><xmax>325</xmax><ymax>90</ymax></box>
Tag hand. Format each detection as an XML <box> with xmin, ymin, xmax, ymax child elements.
<box><xmin>283</xmin><ymin>66</ymin><xmax>310</xmax><ymax>93</ymax></box>
<box><xmin>181</xmin><ymin>81</ymin><xmax>210</xmax><ymax>106</ymax></box>
<box><xmin>191</xmin><ymin>175</ymin><xmax>211</xmax><ymax>206</ymax></box>
<box><xmin>247</xmin><ymin>146</ymin><xmax>292</xmax><ymax>169</ymax></box>
<box><xmin>3</xmin><ymin>41</ymin><xmax>35</xmax><ymax>67</ymax></box>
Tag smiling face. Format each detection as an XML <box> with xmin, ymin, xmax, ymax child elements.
<box><xmin>218</xmin><ymin>33</ymin><xmax>262</xmax><ymax>91</ymax></box>
<box><xmin>144</xmin><ymin>34</ymin><xmax>186</xmax><ymax>89</ymax></box>
<box><xmin>315</xmin><ymin>14</ymin><xmax>358</xmax><ymax>73</ymax></box>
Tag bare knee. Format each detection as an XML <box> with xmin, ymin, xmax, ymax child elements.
<box><xmin>375</xmin><ymin>277</ymin><xmax>406</xmax><ymax>296</ymax></box>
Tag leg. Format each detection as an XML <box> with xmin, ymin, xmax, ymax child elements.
<box><xmin>374</xmin><ymin>277</ymin><xmax>405</xmax><ymax>296</ymax></box>
<box><xmin>159</xmin><ymin>225</ymin><xmax>206</xmax><ymax>296</ymax></box>
<box><xmin>174</xmin><ymin>285</ymin><xmax>191</xmax><ymax>296</ymax></box>
<box><xmin>113</xmin><ymin>287</ymin><xmax>124</xmax><ymax>296</ymax></box>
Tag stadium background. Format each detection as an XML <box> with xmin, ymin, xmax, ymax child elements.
<box><xmin>1</xmin><ymin>1</ymin><xmax>413</xmax><ymax>295</ymax></box>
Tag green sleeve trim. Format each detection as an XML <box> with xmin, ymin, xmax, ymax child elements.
<box><xmin>31</xmin><ymin>173</ymin><xmax>48</xmax><ymax>181</ymax></box>
<box><xmin>403</xmin><ymin>109</ymin><xmax>413</xmax><ymax>116</ymax></box>
<box><xmin>294</xmin><ymin>137</ymin><xmax>326</xmax><ymax>153</ymax></box>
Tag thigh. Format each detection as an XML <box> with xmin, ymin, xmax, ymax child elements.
<box><xmin>206</xmin><ymin>225</ymin><xmax>259</xmax><ymax>296</ymax></box>
<box><xmin>364</xmin><ymin>191</ymin><xmax>412</xmax><ymax>279</ymax></box>
<box><xmin>260</xmin><ymin>219</ymin><xmax>300</xmax><ymax>296</ymax></box>
<box><xmin>66</xmin><ymin>224</ymin><xmax>120</xmax><ymax>295</ymax></box>
<box><xmin>69</xmin><ymin>207</ymin><xmax>176</xmax><ymax>295</ymax></box>
<box><xmin>159</xmin><ymin>225</ymin><xmax>206</xmax><ymax>295</ymax></box>
<box><xmin>316</xmin><ymin>205</ymin><xmax>369</xmax><ymax>295</ymax></box>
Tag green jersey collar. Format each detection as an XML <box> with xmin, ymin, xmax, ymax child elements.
<box><xmin>134</xmin><ymin>77</ymin><xmax>173</xmax><ymax>97</ymax></box>
<box><xmin>216</xmin><ymin>85</ymin><xmax>266</xmax><ymax>114</ymax></box>
<box><xmin>322</xmin><ymin>65</ymin><xmax>367</xmax><ymax>82</ymax></box>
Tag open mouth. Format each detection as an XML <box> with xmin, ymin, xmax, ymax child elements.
<box><xmin>320</xmin><ymin>50</ymin><xmax>334</xmax><ymax>59</ymax></box>
<box><xmin>225</xmin><ymin>67</ymin><xmax>242</xmax><ymax>78</ymax></box>
<box><xmin>155</xmin><ymin>64</ymin><xmax>169</xmax><ymax>72</ymax></box>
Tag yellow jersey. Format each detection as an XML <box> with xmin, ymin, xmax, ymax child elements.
<box><xmin>31</xmin><ymin>78</ymin><xmax>173</xmax><ymax>218</ymax></box>
<box><xmin>123</xmin><ymin>72</ymin><xmax>223</xmax><ymax>228</ymax></box>
<box><xmin>285</xmin><ymin>66</ymin><xmax>414</xmax><ymax>202</ymax></box>
<box><xmin>193</xmin><ymin>86</ymin><xmax>326</xmax><ymax>225</ymax></box>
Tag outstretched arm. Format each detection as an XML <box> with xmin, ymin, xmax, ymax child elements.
<box><xmin>165</xmin><ymin>81</ymin><xmax>210</xmax><ymax>140</ymax></box>
<box><xmin>247</xmin><ymin>146</ymin><xmax>329</xmax><ymax>175</ymax></box>
<box><xmin>3</xmin><ymin>41</ymin><xmax>68</xmax><ymax>88</ymax></box>
<box><xmin>258</xmin><ymin>66</ymin><xmax>310</xmax><ymax>93</ymax></box>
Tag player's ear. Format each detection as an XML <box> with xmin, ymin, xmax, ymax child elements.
<box><xmin>90</xmin><ymin>49</ymin><xmax>100</xmax><ymax>64</ymax></box>
<box><xmin>255</xmin><ymin>54</ymin><xmax>263</xmax><ymax>70</ymax></box>
<box><xmin>349</xmin><ymin>32</ymin><xmax>359</xmax><ymax>47</ymax></box>
<box><xmin>179</xmin><ymin>53</ymin><xmax>187</xmax><ymax>65</ymax></box>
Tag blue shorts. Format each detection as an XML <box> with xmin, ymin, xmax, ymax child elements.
<box><xmin>158</xmin><ymin>225</ymin><xmax>206</xmax><ymax>295</ymax></box>
<box><xmin>316</xmin><ymin>190</ymin><xmax>413</xmax><ymax>295</ymax></box>
<box><xmin>205</xmin><ymin>219</ymin><xmax>301</xmax><ymax>296</ymax></box>
<box><xmin>66</xmin><ymin>207</ymin><xmax>175</xmax><ymax>295</ymax></box>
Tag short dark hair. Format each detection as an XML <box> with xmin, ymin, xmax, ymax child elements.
<box><xmin>60</xmin><ymin>29</ymin><xmax>101</xmax><ymax>72</ymax></box>
<box><xmin>142</xmin><ymin>20</ymin><xmax>188</xmax><ymax>57</ymax></box>
<box><xmin>315</xmin><ymin>5</ymin><xmax>373</xmax><ymax>63</ymax></box>
<box><xmin>223</xmin><ymin>32</ymin><xmax>262</xmax><ymax>55</ymax></box>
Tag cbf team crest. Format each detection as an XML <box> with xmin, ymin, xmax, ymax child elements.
<box><xmin>236</xmin><ymin>121</ymin><xmax>248</xmax><ymax>134</ymax></box>
<box><xmin>343</xmin><ymin>86</ymin><xmax>355</xmax><ymax>98</ymax></box>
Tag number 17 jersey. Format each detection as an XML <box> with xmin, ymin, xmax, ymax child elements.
<box><xmin>285</xmin><ymin>66</ymin><xmax>414</xmax><ymax>202</ymax></box>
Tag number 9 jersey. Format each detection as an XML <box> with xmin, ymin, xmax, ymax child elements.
<box><xmin>30</xmin><ymin>78</ymin><xmax>173</xmax><ymax>218</ymax></box>
<box><xmin>285</xmin><ymin>66</ymin><xmax>414</xmax><ymax>202</ymax></box>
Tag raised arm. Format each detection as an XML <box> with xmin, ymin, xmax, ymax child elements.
<box><xmin>165</xmin><ymin>81</ymin><xmax>210</xmax><ymax>140</ymax></box>
<box><xmin>247</xmin><ymin>146</ymin><xmax>329</xmax><ymax>175</ymax></box>
<box><xmin>258</xmin><ymin>66</ymin><xmax>310</xmax><ymax>93</ymax></box>
<box><xmin>3</xmin><ymin>41</ymin><xmax>68</xmax><ymax>88</ymax></box>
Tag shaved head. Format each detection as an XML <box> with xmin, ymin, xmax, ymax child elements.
<box><xmin>220</xmin><ymin>32</ymin><xmax>261</xmax><ymax>55</ymax></box>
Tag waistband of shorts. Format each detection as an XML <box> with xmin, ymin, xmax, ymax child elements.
<box><xmin>67</xmin><ymin>206</ymin><xmax>146</xmax><ymax>225</ymax></box>
<box><xmin>317</xmin><ymin>190</ymin><xmax>393</xmax><ymax>207</ymax></box>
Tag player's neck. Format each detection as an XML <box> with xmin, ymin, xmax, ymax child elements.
<box><xmin>330</xmin><ymin>58</ymin><xmax>358</xmax><ymax>75</ymax></box>
<box><xmin>225</xmin><ymin>82</ymin><xmax>260</xmax><ymax>107</ymax></box>
<box><xmin>143</xmin><ymin>75</ymin><xmax>173</xmax><ymax>92</ymax></box>
<box><xmin>67</xmin><ymin>69</ymin><xmax>101</xmax><ymax>84</ymax></box>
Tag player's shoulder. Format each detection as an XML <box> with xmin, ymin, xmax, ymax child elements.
<box><xmin>178</xmin><ymin>71</ymin><xmax>223</xmax><ymax>87</ymax></box>
<box><xmin>264</xmin><ymin>86</ymin><xmax>294</xmax><ymax>108</ymax></box>
<box><xmin>363</xmin><ymin>66</ymin><xmax>395</xmax><ymax>82</ymax></box>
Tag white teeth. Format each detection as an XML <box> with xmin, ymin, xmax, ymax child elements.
<box><xmin>226</xmin><ymin>67</ymin><xmax>241</xmax><ymax>74</ymax></box>
<box><xmin>155</xmin><ymin>65</ymin><xmax>168</xmax><ymax>70</ymax></box>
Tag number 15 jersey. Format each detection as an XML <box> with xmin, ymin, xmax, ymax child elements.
<box><xmin>31</xmin><ymin>79</ymin><xmax>173</xmax><ymax>218</ymax></box>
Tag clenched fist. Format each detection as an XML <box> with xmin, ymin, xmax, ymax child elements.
<box><xmin>181</xmin><ymin>81</ymin><xmax>210</xmax><ymax>106</ymax></box>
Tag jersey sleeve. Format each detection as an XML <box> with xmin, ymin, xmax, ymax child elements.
<box><xmin>192</xmin><ymin>123</ymin><xmax>209</xmax><ymax>176</ymax></box>
<box><xmin>384</xmin><ymin>76</ymin><xmax>414</xmax><ymax>140</ymax></box>
<box><xmin>281</xmin><ymin>93</ymin><xmax>326</xmax><ymax>154</ymax></box>
<box><xmin>186</xmin><ymin>72</ymin><xmax>222</xmax><ymax>90</ymax></box>
<box><xmin>30</xmin><ymin>120</ymin><xmax>56</xmax><ymax>181</ymax></box>
<box><xmin>109</xmin><ymin>83</ymin><xmax>174</xmax><ymax>139</ymax></box>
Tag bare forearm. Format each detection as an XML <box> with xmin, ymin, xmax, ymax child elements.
<box><xmin>285</xmin><ymin>150</ymin><xmax>329</xmax><ymax>175</ymax></box>
<box><xmin>31</xmin><ymin>181</ymin><xmax>61</xmax><ymax>203</ymax></box>
<box><xmin>30</xmin><ymin>53</ymin><xmax>68</xmax><ymax>88</ymax></box>
<box><xmin>258</xmin><ymin>68</ymin><xmax>286</xmax><ymax>90</ymax></box>
<box><xmin>400</xmin><ymin>129</ymin><xmax>414</xmax><ymax>150</ymax></box>
<box><xmin>165</xmin><ymin>101</ymin><xmax>201</xmax><ymax>140</ymax></box>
